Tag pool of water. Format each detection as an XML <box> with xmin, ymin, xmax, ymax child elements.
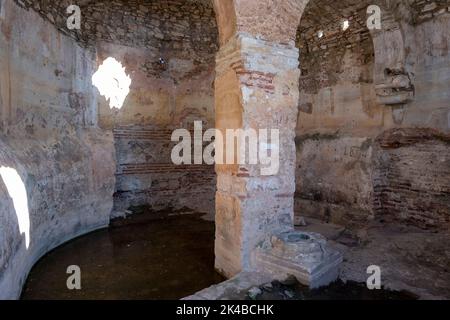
<box><xmin>21</xmin><ymin>206</ymin><xmax>419</xmax><ymax>300</ymax></box>
<box><xmin>21</xmin><ymin>207</ymin><xmax>224</xmax><ymax>300</ymax></box>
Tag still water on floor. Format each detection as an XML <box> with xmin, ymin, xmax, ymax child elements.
<box><xmin>22</xmin><ymin>208</ymin><xmax>224</xmax><ymax>300</ymax></box>
<box><xmin>22</xmin><ymin>207</ymin><xmax>417</xmax><ymax>300</ymax></box>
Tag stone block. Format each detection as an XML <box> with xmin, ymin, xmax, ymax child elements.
<box><xmin>252</xmin><ymin>231</ymin><xmax>343</xmax><ymax>289</ymax></box>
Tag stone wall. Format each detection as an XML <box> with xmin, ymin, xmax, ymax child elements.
<box><xmin>0</xmin><ymin>0</ymin><xmax>218</xmax><ymax>298</ymax></box>
<box><xmin>88</xmin><ymin>1</ymin><xmax>218</xmax><ymax>217</ymax></box>
<box><xmin>14</xmin><ymin>0</ymin><xmax>218</xmax><ymax>67</ymax></box>
<box><xmin>400</xmin><ymin>5</ymin><xmax>450</xmax><ymax>131</ymax></box>
<box><xmin>295</xmin><ymin>0</ymin><xmax>382</xmax><ymax>226</ymax></box>
<box><xmin>0</xmin><ymin>0</ymin><xmax>115</xmax><ymax>299</ymax></box>
<box><xmin>373</xmin><ymin>128</ymin><xmax>450</xmax><ymax>230</ymax></box>
<box><xmin>296</xmin><ymin>135</ymin><xmax>375</xmax><ymax>227</ymax></box>
<box><xmin>113</xmin><ymin>128</ymin><xmax>216</xmax><ymax>219</ymax></box>
<box><xmin>295</xmin><ymin>0</ymin><xmax>450</xmax><ymax>229</ymax></box>
<box><xmin>3</xmin><ymin>0</ymin><xmax>448</xmax><ymax>294</ymax></box>
<box><xmin>15</xmin><ymin>0</ymin><xmax>219</xmax><ymax>217</ymax></box>
<box><xmin>96</xmin><ymin>42</ymin><xmax>216</xmax><ymax>130</ymax></box>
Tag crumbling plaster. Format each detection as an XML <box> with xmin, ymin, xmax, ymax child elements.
<box><xmin>0</xmin><ymin>0</ymin><xmax>115</xmax><ymax>299</ymax></box>
<box><xmin>0</xmin><ymin>0</ymin><xmax>448</xmax><ymax>299</ymax></box>
<box><xmin>13</xmin><ymin>0</ymin><xmax>221</xmax><ymax>218</ymax></box>
<box><xmin>295</xmin><ymin>0</ymin><xmax>450</xmax><ymax>230</ymax></box>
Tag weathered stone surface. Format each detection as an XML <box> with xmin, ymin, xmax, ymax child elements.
<box><xmin>14</xmin><ymin>0</ymin><xmax>218</xmax><ymax>76</ymax></box>
<box><xmin>293</xmin><ymin>2</ymin><xmax>449</xmax><ymax>298</ymax></box>
<box><xmin>1</xmin><ymin>0</ymin><xmax>449</xmax><ymax>300</ymax></box>
<box><xmin>12</xmin><ymin>0</ymin><xmax>219</xmax><ymax>223</ymax></box>
<box><xmin>85</xmin><ymin>5</ymin><xmax>218</xmax><ymax>218</ymax></box>
<box><xmin>113</xmin><ymin>128</ymin><xmax>216</xmax><ymax>218</ymax></box>
<box><xmin>373</xmin><ymin>128</ymin><xmax>450</xmax><ymax>230</ymax></box>
<box><xmin>295</xmin><ymin>0</ymin><xmax>450</xmax><ymax>231</ymax></box>
<box><xmin>0</xmin><ymin>1</ymin><xmax>115</xmax><ymax>299</ymax></box>
<box><xmin>252</xmin><ymin>231</ymin><xmax>343</xmax><ymax>288</ymax></box>
<box><xmin>213</xmin><ymin>0</ymin><xmax>307</xmax><ymax>46</ymax></box>
<box><xmin>295</xmin><ymin>135</ymin><xmax>375</xmax><ymax>227</ymax></box>
<box><xmin>183</xmin><ymin>271</ymin><xmax>273</xmax><ymax>300</ymax></box>
<box><xmin>213</xmin><ymin>33</ymin><xmax>302</xmax><ymax>277</ymax></box>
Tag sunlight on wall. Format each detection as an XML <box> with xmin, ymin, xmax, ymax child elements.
<box><xmin>342</xmin><ymin>20</ymin><xmax>350</xmax><ymax>31</ymax></box>
<box><xmin>0</xmin><ymin>167</ymin><xmax>31</xmax><ymax>249</ymax></box>
<box><xmin>92</xmin><ymin>57</ymin><xmax>132</xmax><ymax>110</ymax></box>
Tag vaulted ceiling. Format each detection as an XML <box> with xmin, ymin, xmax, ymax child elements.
<box><xmin>14</xmin><ymin>0</ymin><xmax>218</xmax><ymax>56</ymax></box>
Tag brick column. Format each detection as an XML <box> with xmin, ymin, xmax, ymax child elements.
<box><xmin>214</xmin><ymin>34</ymin><xmax>300</xmax><ymax>277</ymax></box>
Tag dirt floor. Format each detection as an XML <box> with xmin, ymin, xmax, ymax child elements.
<box><xmin>245</xmin><ymin>277</ymin><xmax>418</xmax><ymax>300</ymax></box>
<box><xmin>295</xmin><ymin>217</ymin><xmax>450</xmax><ymax>299</ymax></box>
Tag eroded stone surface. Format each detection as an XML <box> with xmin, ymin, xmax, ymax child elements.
<box><xmin>1</xmin><ymin>0</ymin><xmax>449</xmax><ymax>300</ymax></box>
<box><xmin>214</xmin><ymin>34</ymin><xmax>300</xmax><ymax>277</ymax></box>
<box><xmin>252</xmin><ymin>231</ymin><xmax>343</xmax><ymax>288</ymax></box>
<box><xmin>14</xmin><ymin>0</ymin><xmax>218</xmax><ymax>74</ymax></box>
<box><xmin>295</xmin><ymin>0</ymin><xmax>450</xmax><ymax>233</ymax></box>
<box><xmin>0</xmin><ymin>1</ymin><xmax>115</xmax><ymax>299</ymax></box>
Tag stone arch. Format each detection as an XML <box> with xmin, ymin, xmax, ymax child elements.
<box><xmin>294</xmin><ymin>0</ymin><xmax>382</xmax><ymax>228</ymax></box>
<box><xmin>211</xmin><ymin>0</ymin><xmax>237</xmax><ymax>46</ymax></box>
<box><xmin>294</xmin><ymin>0</ymin><xmax>413</xmax><ymax>107</ymax></box>
<box><xmin>295</xmin><ymin>0</ymin><xmax>391</xmax><ymax>132</ymax></box>
<box><xmin>293</xmin><ymin>0</ymin><xmax>418</xmax><ymax>228</ymax></box>
<box><xmin>212</xmin><ymin>0</ymin><xmax>309</xmax><ymax>46</ymax></box>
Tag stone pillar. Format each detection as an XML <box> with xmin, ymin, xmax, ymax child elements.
<box><xmin>214</xmin><ymin>34</ymin><xmax>300</xmax><ymax>277</ymax></box>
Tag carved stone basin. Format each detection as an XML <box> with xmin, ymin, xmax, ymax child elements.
<box><xmin>252</xmin><ymin>230</ymin><xmax>343</xmax><ymax>289</ymax></box>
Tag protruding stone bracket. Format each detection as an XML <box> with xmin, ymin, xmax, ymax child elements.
<box><xmin>375</xmin><ymin>68</ymin><xmax>414</xmax><ymax>105</ymax></box>
<box><xmin>371</xmin><ymin>9</ymin><xmax>415</xmax><ymax>106</ymax></box>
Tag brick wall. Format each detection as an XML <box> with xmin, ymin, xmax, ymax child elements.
<box><xmin>373</xmin><ymin>128</ymin><xmax>450</xmax><ymax>230</ymax></box>
<box><xmin>113</xmin><ymin>127</ymin><xmax>216</xmax><ymax>218</ymax></box>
